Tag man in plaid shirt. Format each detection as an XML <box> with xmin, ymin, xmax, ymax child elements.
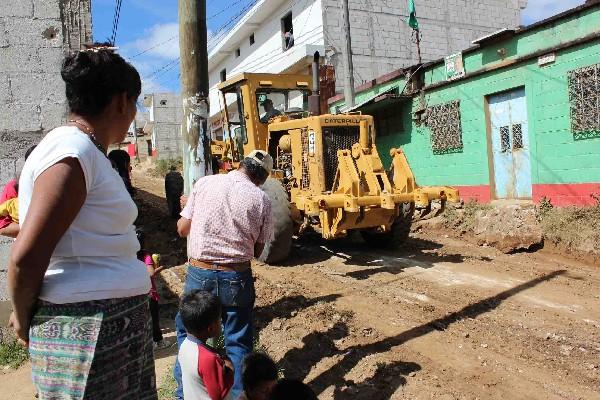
<box><xmin>173</xmin><ymin>150</ymin><xmax>274</xmax><ymax>400</ymax></box>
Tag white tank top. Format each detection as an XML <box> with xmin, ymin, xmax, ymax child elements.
<box><xmin>19</xmin><ymin>126</ymin><xmax>150</xmax><ymax>303</ymax></box>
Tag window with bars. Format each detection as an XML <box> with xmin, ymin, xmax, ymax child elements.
<box><xmin>426</xmin><ymin>100</ymin><xmax>463</xmax><ymax>152</ymax></box>
<box><xmin>499</xmin><ymin>123</ymin><xmax>523</xmax><ymax>152</ymax></box>
<box><xmin>568</xmin><ymin>63</ymin><xmax>600</xmax><ymax>138</ymax></box>
<box><xmin>372</xmin><ymin>107</ymin><xmax>404</xmax><ymax>136</ymax></box>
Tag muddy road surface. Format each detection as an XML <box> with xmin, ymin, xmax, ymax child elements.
<box><xmin>252</xmin><ymin>232</ymin><xmax>600</xmax><ymax>400</ymax></box>
<box><xmin>133</xmin><ymin>168</ymin><xmax>599</xmax><ymax>399</ymax></box>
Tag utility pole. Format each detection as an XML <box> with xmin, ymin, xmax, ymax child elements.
<box><xmin>341</xmin><ymin>0</ymin><xmax>355</xmax><ymax>109</ymax></box>
<box><xmin>133</xmin><ymin>120</ymin><xmax>140</xmax><ymax>162</ymax></box>
<box><xmin>179</xmin><ymin>0</ymin><xmax>211</xmax><ymax>195</ymax></box>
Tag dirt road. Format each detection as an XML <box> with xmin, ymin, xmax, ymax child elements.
<box><xmin>252</xmin><ymin>233</ymin><xmax>600</xmax><ymax>399</ymax></box>
<box><xmin>2</xmin><ymin>169</ymin><xmax>598</xmax><ymax>400</ymax></box>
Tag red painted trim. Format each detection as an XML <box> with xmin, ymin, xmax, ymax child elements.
<box><xmin>452</xmin><ymin>185</ymin><xmax>491</xmax><ymax>203</ymax></box>
<box><xmin>533</xmin><ymin>183</ymin><xmax>600</xmax><ymax>206</ymax></box>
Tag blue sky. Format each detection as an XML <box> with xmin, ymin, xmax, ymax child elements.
<box><xmin>91</xmin><ymin>0</ymin><xmax>586</xmax><ymax>94</ymax></box>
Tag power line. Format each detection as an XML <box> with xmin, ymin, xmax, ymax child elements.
<box><xmin>129</xmin><ymin>35</ymin><xmax>179</xmax><ymax>59</ymax></box>
<box><xmin>207</xmin><ymin>0</ymin><xmax>253</xmax><ymax>21</ymax></box>
<box><xmin>130</xmin><ymin>0</ymin><xmax>255</xmax><ymax>62</ymax></box>
<box><xmin>110</xmin><ymin>0</ymin><xmax>123</xmax><ymax>45</ymax></box>
<box><xmin>143</xmin><ymin>58</ymin><xmax>180</xmax><ymax>80</ymax></box>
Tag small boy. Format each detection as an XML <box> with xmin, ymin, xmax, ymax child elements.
<box><xmin>269</xmin><ymin>379</ymin><xmax>317</xmax><ymax>400</ymax></box>
<box><xmin>238</xmin><ymin>353</ymin><xmax>278</xmax><ymax>400</ymax></box>
<box><xmin>136</xmin><ymin>229</ymin><xmax>166</xmax><ymax>349</ymax></box>
<box><xmin>179</xmin><ymin>290</ymin><xmax>234</xmax><ymax>400</ymax></box>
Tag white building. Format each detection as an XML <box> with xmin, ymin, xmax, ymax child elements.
<box><xmin>142</xmin><ymin>93</ymin><xmax>184</xmax><ymax>160</ymax></box>
<box><xmin>207</xmin><ymin>0</ymin><xmax>527</xmax><ymax>135</ymax></box>
<box><xmin>207</xmin><ymin>0</ymin><xmax>325</xmax><ymax>137</ymax></box>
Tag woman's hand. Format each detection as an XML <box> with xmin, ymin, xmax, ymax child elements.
<box><xmin>8</xmin><ymin>311</ymin><xmax>29</xmax><ymax>347</ymax></box>
<box><xmin>180</xmin><ymin>195</ymin><xmax>188</xmax><ymax>209</ymax></box>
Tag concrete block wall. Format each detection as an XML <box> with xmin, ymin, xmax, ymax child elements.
<box><xmin>154</xmin><ymin>124</ymin><xmax>183</xmax><ymax>160</ymax></box>
<box><xmin>321</xmin><ymin>0</ymin><xmax>527</xmax><ymax>92</ymax></box>
<box><xmin>0</xmin><ymin>0</ymin><xmax>91</xmax><ymax>300</ymax></box>
<box><xmin>148</xmin><ymin>93</ymin><xmax>184</xmax><ymax>160</ymax></box>
<box><xmin>0</xmin><ymin>0</ymin><xmax>91</xmax><ymax>187</ymax></box>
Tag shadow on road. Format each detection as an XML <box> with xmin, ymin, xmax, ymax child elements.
<box><xmin>271</xmin><ymin>269</ymin><xmax>565</xmax><ymax>398</ymax></box>
<box><xmin>277</xmin><ymin>233</ymin><xmax>465</xmax><ymax>282</ymax></box>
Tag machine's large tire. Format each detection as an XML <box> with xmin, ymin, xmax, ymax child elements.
<box><xmin>360</xmin><ymin>202</ymin><xmax>414</xmax><ymax>248</ymax></box>
<box><xmin>259</xmin><ymin>177</ymin><xmax>293</xmax><ymax>264</ymax></box>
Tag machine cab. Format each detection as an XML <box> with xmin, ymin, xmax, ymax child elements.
<box><xmin>216</xmin><ymin>73</ymin><xmax>312</xmax><ymax>162</ymax></box>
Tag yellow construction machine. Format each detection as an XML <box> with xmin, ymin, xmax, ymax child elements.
<box><xmin>213</xmin><ymin>58</ymin><xmax>459</xmax><ymax>263</ymax></box>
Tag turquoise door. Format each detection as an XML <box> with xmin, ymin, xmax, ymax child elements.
<box><xmin>488</xmin><ymin>88</ymin><xmax>532</xmax><ymax>199</ymax></box>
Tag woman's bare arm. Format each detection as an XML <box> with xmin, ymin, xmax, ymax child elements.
<box><xmin>8</xmin><ymin>158</ymin><xmax>86</xmax><ymax>345</ymax></box>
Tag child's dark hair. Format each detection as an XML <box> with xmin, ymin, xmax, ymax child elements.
<box><xmin>108</xmin><ymin>149</ymin><xmax>131</xmax><ymax>177</ymax></box>
<box><xmin>269</xmin><ymin>379</ymin><xmax>317</xmax><ymax>400</ymax></box>
<box><xmin>61</xmin><ymin>42</ymin><xmax>141</xmax><ymax>118</ymax></box>
<box><xmin>180</xmin><ymin>290</ymin><xmax>221</xmax><ymax>334</ymax></box>
<box><xmin>242</xmin><ymin>353</ymin><xmax>278</xmax><ymax>392</ymax></box>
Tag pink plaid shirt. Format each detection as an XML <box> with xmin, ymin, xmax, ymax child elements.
<box><xmin>181</xmin><ymin>170</ymin><xmax>273</xmax><ymax>264</ymax></box>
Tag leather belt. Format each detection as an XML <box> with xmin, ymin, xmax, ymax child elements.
<box><xmin>188</xmin><ymin>258</ymin><xmax>251</xmax><ymax>273</ymax></box>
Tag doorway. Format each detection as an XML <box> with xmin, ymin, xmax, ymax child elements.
<box><xmin>487</xmin><ymin>87</ymin><xmax>532</xmax><ymax>199</ymax></box>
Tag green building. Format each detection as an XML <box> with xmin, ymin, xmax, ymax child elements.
<box><xmin>329</xmin><ymin>1</ymin><xmax>600</xmax><ymax>206</ymax></box>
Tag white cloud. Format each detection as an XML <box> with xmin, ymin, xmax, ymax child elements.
<box><xmin>132</xmin><ymin>22</ymin><xmax>180</xmax><ymax>59</ymax></box>
<box><xmin>521</xmin><ymin>0</ymin><xmax>586</xmax><ymax>25</ymax></box>
<box><xmin>118</xmin><ymin>21</ymin><xmax>213</xmax><ymax>95</ymax></box>
<box><xmin>141</xmin><ymin>76</ymin><xmax>170</xmax><ymax>95</ymax></box>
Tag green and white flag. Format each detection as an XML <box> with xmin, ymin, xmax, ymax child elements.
<box><xmin>407</xmin><ymin>0</ymin><xmax>419</xmax><ymax>30</ymax></box>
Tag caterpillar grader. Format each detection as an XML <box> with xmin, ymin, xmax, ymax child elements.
<box><xmin>212</xmin><ymin>57</ymin><xmax>459</xmax><ymax>263</ymax></box>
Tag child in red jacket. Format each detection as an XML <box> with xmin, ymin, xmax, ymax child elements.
<box><xmin>179</xmin><ymin>290</ymin><xmax>234</xmax><ymax>400</ymax></box>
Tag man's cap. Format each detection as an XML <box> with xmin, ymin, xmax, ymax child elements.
<box><xmin>245</xmin><ymin>150</ymin><xmax>273</xmax><ymax>174</ymax></box>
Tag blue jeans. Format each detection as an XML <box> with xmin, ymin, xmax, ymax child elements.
<box><xmin>173</xmin><ymin>266</ymin><xmax>255</xmax><ymax>400</ymax></box>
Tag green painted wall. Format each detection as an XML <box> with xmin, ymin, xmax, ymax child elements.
<box><xmin>330</xmin><ymin>5</ymin><xmax>600</xmax><ymax>188</ymax></box>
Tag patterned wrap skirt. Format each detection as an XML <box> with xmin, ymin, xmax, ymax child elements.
<box><xmin>29</xmin><ymin>295</ymin><xmax>157</xmax><ymax>400</ymax></box>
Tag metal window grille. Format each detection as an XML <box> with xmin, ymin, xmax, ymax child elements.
<box><xmin>322</xmin><ymin>126</ymin><xmax>360</xmax><ymax>190</ymax></box>
<box><xmin>512</xmin><ymin>123</ymin><xmax>523</xmax><ymax>149</ymax></box>
<box><xmin>568</xmin><ymin>63</ymin><xmax>600</xmax><ymax>135</ymax></box>
<box><xmin>426</xmin><ymin>100</ymin><xmax>463</xmax><ymax>152</ymax></box>
<box><xmin>500</xmin><ymin>126</ymin><xmax>510</xmax><ymax>152</ymax></box>
<box><xmin>300</xmin><ymin>129</ymin><xmax>310</xmax><ymax>189</ymax></box>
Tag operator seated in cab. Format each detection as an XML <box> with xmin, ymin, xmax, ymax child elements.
<box><xmin>259</xmin><ymin>98</ymin><xmax>282</xmax><ymax>123</ymax></box>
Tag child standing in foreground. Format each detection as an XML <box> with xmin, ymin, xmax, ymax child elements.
<box><xmin>136</xmin><ymin>229</ymin><xmax>166</xmax><ymax>349</ymax></box>
<box><xmin>179</xmin><ymin>289</ymin><xmax>234</xmax><ymax>400</ymax></box>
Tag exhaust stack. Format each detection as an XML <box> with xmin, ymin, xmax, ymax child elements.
<box><xmin>308</xmin><ymin>51</ymin><xmax>321</xmax><ymax>115</ymax></box>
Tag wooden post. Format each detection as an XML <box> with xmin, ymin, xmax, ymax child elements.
<box><xmin>341</xmin><ymin>0</ymin><xmax>355</xmax><ymax>109</ymax></box>
<box><xmin>179</xmin><ymin>0</ymin><xmax>211</xmax><ymax>195</ymax></box>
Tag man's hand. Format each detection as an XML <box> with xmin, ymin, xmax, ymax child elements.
<box><xmin>8</xmin><ymin>311</ymin><xmax>29</xmax><ymax>347</ymax></box>
<box><xmin>180</xmin><ymin>195</ymin><xmax>188</xmax><ymax>209</ymax></box>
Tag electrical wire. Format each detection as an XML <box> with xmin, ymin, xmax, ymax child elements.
<box><xmin>208</xmin><ymin>0</ymin><xmax>254</xmax><ymax>21</ymax></box>
<box><xmin>143</xmin><ymin>58</ymin><xmax>180</xmax><ymax>80</ymax></box>
<box><xmin>129</xmin><ymin>35</ymin><xmax>179</xmax><ymax>59</ymax></box>
<box><xmin>110</xmin><ymin>0</ymin><xmax>123</xmax><ymax>45</ymax></box>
